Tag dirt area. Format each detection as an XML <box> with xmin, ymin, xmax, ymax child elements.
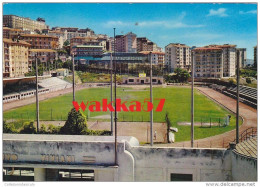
<box><xmin>38</xmin><ymin>120</ymin><xmax>167</xmax><ymax>144</ymax></box>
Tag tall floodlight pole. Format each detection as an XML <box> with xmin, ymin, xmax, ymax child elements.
<box><xmin>150</xmin><ymin>52</ymin><xmax>153</xmax><ymax>146</ymax></box>
<box><xmin>72</xmin><ymin>53</ymin><xmax>75</xmax><ymax>101</ymax></box>
<box><xmin>35</xmin><ymin>54</ymin><xmax>40</xmax><ymax>132</ymax></box>
<box><xmin>191</xmin><ymin>51</ymin><xmax>194</xmax><ymax>148</ymax></box>
<box><xmin>236</xmin><ymin>50</ymin><xmax>240</xmax><ymax>144</ymax></box>
<box><xmin>110</xmin><ymin>53</ymin><xmax>113</xmax><ymax>135</ymax></box>
<box><xmin>113</xmin><ymin>28</ymin><xmax>118</xmax><ymax>165</ymax></box>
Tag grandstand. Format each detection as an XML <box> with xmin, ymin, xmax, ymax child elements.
<box><xmin>209</xmin><ymin>84</ymin><xmax>257</xmax><ymax>108</ymax></box>
<box><xmin>3</xmin><ymin>77</ymin><xmax>72</xmax><ymax>103</ymax></box>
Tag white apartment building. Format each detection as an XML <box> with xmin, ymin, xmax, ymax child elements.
<box><xmin>3</xmin><ymin>15</ymin><xmax>48</xmax><ymax>31</ymax></box>
<box><xmin>193</xmin><ymin>44</ymin><xmax>237</xmax><ymax>78</ymax></box>
<box><xmin>237</xmin><ymin>48</ymin><xmax>247</xmax><ymax>68</ymax></box>
<box><xmin>165</xmin><ymin>43</ymin><xmax>191</xmax><ymax>72</ymax></box>
<box><xmin>193</xmin><ymin>47</ymin><xmax>223</xmax><ymax>78</ymax></box>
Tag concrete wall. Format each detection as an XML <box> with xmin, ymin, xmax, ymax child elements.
<box><xmin>231</xmin><ymin>152</ymin><xmax>257</xmax><ymax>181</ymax></box>
<box><xmin>126</xmin><ymin>145</ymin><xmax>232</xmax><ymax>181</ymax></box>
<box><xmin>2</xmin><ymin>134</ymin><xmax>257</xmax><ymax>182</ymax></box>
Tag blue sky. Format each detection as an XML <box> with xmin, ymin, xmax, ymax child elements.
<box><xmin>3</xmin><ymin>3</ymin><xmax>257</xmax><ymax>59</ymax></box>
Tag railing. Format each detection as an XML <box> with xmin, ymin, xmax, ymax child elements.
<box><xmin>227</xmin><ymin>127</ymin><xmax>257</xmax><ymax>148</ymax></box>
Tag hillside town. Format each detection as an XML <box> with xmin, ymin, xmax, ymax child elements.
<box><xmin>2</xmin><ymin>3</ymin><xmax>258</xmax><ymax>183</ymax></box>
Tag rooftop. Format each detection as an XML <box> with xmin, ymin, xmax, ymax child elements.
<box><xmin>3</xmin><ymin>38</ymin><xmax>31</xmax><ymax>46</ymax></box>
<box><xmin>29</xmin><ymin>49</ymin><xmax>57</xmax><ymax>52</ymax></box>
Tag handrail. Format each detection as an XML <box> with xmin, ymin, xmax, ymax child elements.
<box><xmin>227</xmin><ymin>127</ymin><xmax>257</xmax><ymax>148</ymax></box>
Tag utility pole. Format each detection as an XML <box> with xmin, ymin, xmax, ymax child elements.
<box><xmin>150</xmin><ymin>52</ymin><xmax>153</xmax><ymax>146</ymax></box>
<box><xmin>72</xmin><ymin>53</ymin><xmax>75</xmax><ymax>101</ymax></box>
<box><xmin>110</xmin><ymin>53</ymin><xmax>113</xmax><ymax>135</ymax></box>
<box><xmin>236</xmin><ymin>50</ymin><xmax>240</xmax><ymax>144</ymax></box>
<box><xmin>113</xmin><ymin>28</ymin><xmax>118</xmax><ymax>165</ymax></box>
<box><xmin>191</xmin><ymin>51</ymin><xmax>194</xmax><ymax>148</ymax></box>
<box><xmin>35</xmin><ymin>54</ymin><xmax>40</xmax><ymax>132</ymax></box>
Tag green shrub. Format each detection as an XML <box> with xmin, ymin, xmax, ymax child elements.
<box><xmin>3</xmin><ymin>120</ymin><xmax>18</xmax><ymax>133</ymax></box>
<box><xmin>246</xmin><ymin>77</ymin><xmax>252</xmax><ymax>84</ymax></box>
<box><xmin>20</xmin><ymin>121</ymin><xmax>37</xmax><ymax>134</ymax></box>
<box><xmin>39</xmin><ymin>124</ymin><xmax>47</xmax><ymax>134</ymax></box>
<box><xmin>47</xmin><ymin>124</ymin><xmax>61</xmax><ymax>134</ymax></box>
<box><xmin>60</xmin><ymin>108</ymin><xmax>88</xmax><ymax>135</ymax></box>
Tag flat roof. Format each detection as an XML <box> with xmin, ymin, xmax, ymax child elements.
<box><xmin>3</xmin><ymin>134</ymin><xmax>139</xmax><ymax>147</ymax></box>
<box><xmin>73</xmin><ymin>45</ymin><xmax>103</xmax><ymax>48</ymax></box>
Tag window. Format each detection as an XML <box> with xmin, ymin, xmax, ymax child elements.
<box><xmin>129</xmin><ymin>79</ymin><xmax>134</xmax><ymax>82</ymax></box>
<box><xmin>170</xmin><ymin>173</ymin><xmax>192</xmax><ymax>181</ymax></box>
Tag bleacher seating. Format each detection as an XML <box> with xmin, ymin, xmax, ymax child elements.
<box><xmin>224</xmin><ymin>85</ymin><xmax>257</xmax><ymax>108</ymax></box>
<box><xmin>3</xmin><ymin>77</ymin><xmax>72</xmax><ymax>103</ymax></box>
<box><xmin>38</xmin><ymin>77</ymin><xmax>72</xmax><ymax>91</ymax></box>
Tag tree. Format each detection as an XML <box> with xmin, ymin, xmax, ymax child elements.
<box><xmin>246</xmin><ymin>77</ymin><xmax>252</xmax><ymax>84</ymax></box>
<box><xmin>60</xmin><ymin>108</ymin><xmax>88</xmax><ymax>135</ymax></box>
<box><xmin>63</xmin><ymin>40</ymin><xmax>70</xmax><ymax>47</ymax></box>
<box><xmin>20</xmin><ymin>122</ymin><xmax>37</xmax><ymax>134</ymax></box>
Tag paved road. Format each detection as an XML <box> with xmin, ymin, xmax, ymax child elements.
<box><xmin>155</xmin><ymin>87</ymin><xmax>257</xmax><ymax>148</ymax></box>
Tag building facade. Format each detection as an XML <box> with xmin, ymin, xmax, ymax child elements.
<box><xmin>165</xmin><ymin>43</ymin><xmax>191</xmax><ymax>72</ymax></box>
<box><xmin>137</xmin><ymin>37</ymin><xmax>161</xmax><ymax>52</ymax></box>
<box><xmin>28</xmin><ymin>49</ymin><xmax>57</xmax><ymax>70</ymax></box>
<box><xmin>20</xmin><ymin>34</ymin><xmax>59</xmax><ymax>49</ymax></box>
<box><xmin>71</xmin><ymin>45</ymin><xmax>103</xmax><ymax>64</ymax></box>
<box><xmin>193</xmin><ymin>47</ymin><xmax>223</xmax><ymax>78</ymax></box>
<box><xmin>236</xmin><ymin>48</ymin><xmax>247</xmax><ymax>68</ymax></box>
<box><xmin>3</xmin><ymin>15</ymin><xmax>48</xmax><ymax>31</ymax></box>
<box><xmin>210</xmin><ymin>44</ymin><xmax>236</xmax><ymax>77</ymax></box>
<box><xmin>3</xmin><ymin>38</ymin><xmax>31</xmax><ymax>78</ymax></box>
<box><xmin>254</xmin><ymin>46</ymin><xmax>257</xmax><ymax>68</ymax></box>
<box><xmin>115</xmin><ymin>32</ymin><xmax>137</xmax><ymax>53</ymax></box>
<box><xmin>139</xmin><ymin>51</ymin><xmax>165</xmax><ymax>65</ymax></box>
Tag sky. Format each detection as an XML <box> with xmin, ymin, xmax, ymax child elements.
<box><xmin>3</xmin><ymin>3</ymin><xmax>257</xmax><ymax>59</ymax></box>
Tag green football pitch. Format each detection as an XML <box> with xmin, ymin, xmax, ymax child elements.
<box><xmin>3</xmin><ymin>87</ymin><xmax>240</xmax><ymax>142</ymax></box>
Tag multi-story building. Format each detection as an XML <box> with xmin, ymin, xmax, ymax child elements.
<box><xmin>3</xmin><ymin>38</ymin><xmax>31</xmax><ymax>78</ymax></box>
<box><xmin>3</xmin><ymin>27</ymin><xmax>23</xmax><ymax>39</ymax></box>
<box><xmin>20</xmin><ymin>34</ymin><xmax>59</xmax><ymax>49</ymax></box>
<box><xmin>71</xmin><ymin>45</ymin><xmax>103</xmax><ymax>64</ymax></box>
<box><xmin>254</xmin><ymin>46</ymin><xmax>257</xmax><ymax>68</ymax></box>
<box><xmin>3</xmin><ymin>15</ymin><xmax>48</xmax><ymax>31</ymax></box>
<box><xmin>46</xmin><ymin>30</ymin><xmax>67</xmax><ymax>49</ymax></box>
<box><xmin>51</xmin><ymin>27</ymin><xmax>95</xmax><ymax>42</ymax></box>
<box><xmin>193</xmin><ymin>47</ymin><xmax>223</xmax><ymax>78</ymax></box>
<box><xmin>139</xmin><ymin>51</ymin><xmax>165</xmax><ymax>65</ymax></box>
<box><xmin>236</xmin><ymin>48</ymin><xmax>247</xmax><ymax>68</ymax></box>
<box><xmin>28</xmin><ymin>49</ymin><xmax>57</xmax><ymax>70</ymax></box>
<box><xmin>165</xmin><ymin>43</ymin><xmax>191</xmax><ymax>72</ymax></box>
<box><xmin>137</xmin><ymin>37</ymin><xmax>161</xmax><ymax>52</ymax></box>
<box><xmin>209</xmin><ymin>44</ymin><xmax>236</xmax><ymax>77</ymax></box>
<box><xmin>115</xmin><ymin>32</ymin><xmax>137</xmax><ymax>53</ymax></box>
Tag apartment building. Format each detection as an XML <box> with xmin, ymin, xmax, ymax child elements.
<box><xmin>20</xmin><ymin>34</ymin><xmax>59</xmax><ymax>50</ymax></box>
<box><xmin>3</xmin><ymin>27</ymin><xmax>23</xmax><ymax>39</ymax></box>
<box><xmin>115</xmin><ymin>32</ymin><xmax>137</xmax><ymax>53</ymax></box>
<box><xmin>28</xmin><ymin>49</ymin><xmax>57</xmax><ymax>70</ymax></box>
<box><xmin>165</xmin><ymin>43</ymin><xmax>191</xmax><ymax>72</ymax></box>
<box><xmin>137</xmin><ymin>37</ymin><xmax>161</xmax><ymax>52</ymax></box>
<box><xmin>51</xmin><ymin>27</ymin><xmax>95</xmax><ymax>42</ymax></box>
<box><xmin>3</xmin><ymin>38</ymin><xmax>31</xmax><ymax>78</ymax></box>
<box><xmin>71</xmin><ymin>45</ymin><xmax>103</xmax><ymax>64</ymax></box>
<box><xmin>237</xmin><ymin>48</ymin><xmax>247</xmax><ymax>68</ymax></box>
<box><xmin>46</xmin><ymin>30</ymin><xmax>67</xmax><ymax>49</ymax></box>
<box><xmin>139</xmin><ymin>51</ymin><xmax>165</xmax><ymax>65</ymax></box>
<box><xmin>193</xmin><ymin>47</ymin><xmax>223</xmax><ymax>78</ymax></box>
<box><xmin>254</xmin><ymin>46</ymin><xmax>257</xmax><ymax>68</ymax></box>
<box><xmin>3</xmin><ymin>15</ymin><xmax>48</xmax><ymax>31</ymax></box>
<box><xmin>210</xmin><ymin>44</ymin><xmax>236</xmax><ymax>77</ymax></box>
